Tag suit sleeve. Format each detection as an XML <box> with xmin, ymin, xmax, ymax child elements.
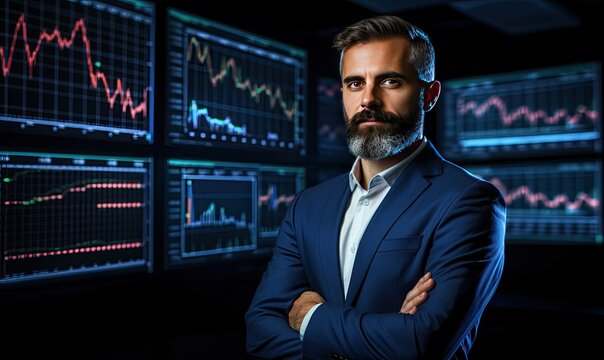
<box><xmin>302</xmin><ymin>180</ymin><xmax>506</xmax><ymax>360</ymax></box>
<box><xmin>245</xmin><ymin>192</ymin><xmax>310</xmax><ymax>359</ymax></box>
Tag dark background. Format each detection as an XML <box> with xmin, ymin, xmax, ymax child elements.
<box><xmin>2</xmin><ymin>0</ymin><xmax>604</xmax><ymax>358</ymax></box>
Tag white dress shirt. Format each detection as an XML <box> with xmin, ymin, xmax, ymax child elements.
<box><xmin>299</xmin><ymin>137</ymin><xmax>427</xmax><ymax>340</ymax></box>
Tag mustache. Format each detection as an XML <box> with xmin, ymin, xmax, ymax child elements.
<box><xmin>349</xmin><ymin>109</ymin><xmax>399</xmax><ymax>126</ymax></box>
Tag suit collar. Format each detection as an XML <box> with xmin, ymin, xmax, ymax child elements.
<box><xmin>347</xmin><ymin>138</ymin><xmax>428</xmax><ymax>191</ymax></box>
<box><xmin>344</xmin><ymin>141</ymin><xmax>443</xmax><ymax>305</ymax></box>
<box><xmin>415</xmin><ymin>140</ymin><xmax>444</xmax><ymax>178</ymax></box>
<box><xmin>318</xmin><ymin>174</ymin><xmax>350</xmax><ymax>304</ymax></box>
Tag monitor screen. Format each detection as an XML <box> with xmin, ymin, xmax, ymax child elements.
<box><xmin>167</xmin><ymin>9</ymin><xmax>307</xmax><ymax>156</ymax></box>
<box><xmin>0</xmin><ymin>152</ymin><xmax>153</xmax><ymax>283</ymax></box>
<box><xmin>166</xmin><ymin>159</ymin><xmax>304</xmax><ymax>268</ymax></box>
<box><xmin>467</xmin><ymin>161</ymin><xmax>602</xmax><ymax>245</ymax></box>
<box><xmin>317</xmin><ymin>77</ymin><xmax>352</xmax><ymax>161</ymax></box>
<box><xmin>439</xmin><ymin>62</ymin><xmax>601</xmax><ymax>160</ymax></box>
<box><xmin>0</xmin><ymin>0</ymin><xmax>155</xmax><ymax>143</ymax></box>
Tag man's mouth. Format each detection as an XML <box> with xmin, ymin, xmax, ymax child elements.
<box><xmin>351</xmin><ymin>110</ymin><xmax>394</xmax><ymax>126</ymax></box>
<box><xmin>359</xmin><ymin>120</ymin><xmax>380</xmax><ymax>126</ymax></box>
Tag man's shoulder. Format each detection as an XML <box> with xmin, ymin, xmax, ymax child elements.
<box><xmin>441</xmin><ymin>159</ymin><xmax>482</xmax><ymax>182</ymax></box>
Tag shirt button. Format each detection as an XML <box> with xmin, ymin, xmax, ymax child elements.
<box><xmin>351</xmin><ymin>245</ymin><xmax>356</xmax><ymax>253</ymax></box>
<box><xmin>362</xmin><ymin>199</ymin><xmax>369</xmax><ymax>206</ymax></box>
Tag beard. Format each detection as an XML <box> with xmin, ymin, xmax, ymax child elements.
<box><xmin>345</xmin><ymin>101</ymin><xmax>423</xmax><ymax>160</ymax></box>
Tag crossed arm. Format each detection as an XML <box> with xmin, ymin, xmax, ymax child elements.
<box><xmin>246</xmin><ymin>181</ymin><xmax>505</xmax><ymax>359</ymax></box>
<box><xmin>288</xmin><ymin>272</ymin><xmax>435</xmax><ymax>332</ymax></box>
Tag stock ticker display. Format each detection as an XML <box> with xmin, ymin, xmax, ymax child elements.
<box><xmin>439</xmin><ymin>63</ymin><xmax>602</xmax><ymax>160</ymax></box>
<box><xmin>0</xmin><ymin>152</ymin><xmax>152</xmax><ymax>283</ymax></box>
<box><xmin>167</xmin><ymin>9</ymin><xmax>307</xmax><ymax>155</ymax></box>
<box><xmin>5</xmin><ymin>0</ymin><xmax>600</xmax><ymax>288</ymax></box>
<box><xmin>468</xmin><ymin>161</ymin><xmax>602</xmax><ymax>245</ymax></box>
<box><xmin>317</xmin><ymin>77</ymin><xmax>351</xmax><ymax>160</ymax></box>
<box><xmin>0</xmin><ymin>0</ymin><xmax>155</xmax><ymax>143</ymax></box>
<box><xmin>166</xmin><ymin>160</ymin><xmax>304</xmax><ymax>269</ymax></box>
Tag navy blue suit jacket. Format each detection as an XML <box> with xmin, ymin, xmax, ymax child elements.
<box><xmin>246</xmin><ymin>142</ymin><xmax>506</xmax><ymax>359</ymax></box>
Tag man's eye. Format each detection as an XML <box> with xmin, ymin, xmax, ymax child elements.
<box><xmin>348</xmin><ymin>81</ymin><xmax>363</xmax><ymax>89</ymax></box>
<box><xmin>382</xmin><ymin>79</ymin><xmax>400</xmax><ymax>87</ymax></box>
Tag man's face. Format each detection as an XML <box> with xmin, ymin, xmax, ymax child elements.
<box><xmin>341</xmin><ymin>37</ymin><xmax>425</xmax><ymax>160</ymax></box>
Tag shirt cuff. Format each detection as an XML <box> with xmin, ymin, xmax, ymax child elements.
<box><xmin>299</xmin><ymin>303</ymin><xmax>322</xmax><ymax>341</ymax></box>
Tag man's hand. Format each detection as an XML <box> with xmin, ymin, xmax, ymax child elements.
<box><xmin>400</xmin><ymin>272</ymin><xmax>435</xmax><ymax>314</ymax></box>
<box><xmin>288</xmin><ymin>290</ymin><xmax>325</xmax><ymax>332</ymax></box>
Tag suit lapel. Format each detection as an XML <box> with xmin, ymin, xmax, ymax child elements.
<box><xmin>345</xmin><ymin>143</ymin><xmax>442</xmax><ymax>305</ymax></box>
<box><xmin>318</xmin><ymin>175</ymin><xmax>350</xmax><ymax>304</ymax></box>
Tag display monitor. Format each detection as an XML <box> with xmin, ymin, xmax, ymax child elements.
<box><xmin>439</xmin><ymin>62</ymin><xmax>601</xmax><ymax>160</ymax></box>
<box><xmin>467</xmin><ymin>161</ymin><xmax>602</xmax><ymax>244</ymax></box>
<box><xmin>0</xmin><ymin>0</ymin><xmax>155</xmax><ymax>143</ymax></box>
<box><xmin>0</xmin><ymin>152</ymin><xmax>153</xmax><ymax>283</ymax></box>
<box><xmin>165</xmin><ymin>159</ymin><xmax>304</xmax><ymax>268</ymax></box>
<box><xmin>316</xmin><ymin>77</ymin><xmax>352</xmax><ymax>161</ymax></box>
<box><xmin>167</xmin><ymin>9</ymin><xmax>306</xmax><ymax>156</ymax></box>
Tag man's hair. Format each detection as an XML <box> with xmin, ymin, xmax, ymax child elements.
<box><xmin>333</xmin><ymin>15</ymin><xmax>435</xmax><ymax>82</ymax></box>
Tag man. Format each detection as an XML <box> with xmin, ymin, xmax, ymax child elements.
<box><xmin>246</xmin><ymin>15</ymin><xmax>506</xmax><ymax>359</ymax></box>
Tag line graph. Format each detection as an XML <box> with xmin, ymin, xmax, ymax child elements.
<box><xmin>317</xmin><ymin>77</ymin><xmax>350</xmax><ymax>158</ymax></box>
<box><xmin>188</xmin><ymin>100</ymin><xmax>246</xmax><ymax>135</ymax></box>
<box><xmin>186</xmin><ymin>37</ymin><xmax>297</xmax><ymax>120</ymax></box>
<box><xmin>0</xmin><ymin>152</ymin><xmax>152</xmax><ymax>283</ymax></box>
<box><xmin>458</xmin><ymin>97</ymin><xmax>598</xmax><ymax>126</ymax></box>
<box><xmin>0</xmin><ymin>0</ymin><xmax>154</xmax><ymax>143</ymax></box>
<box><xmin>258</xmin><ymin>185</ymin><xmax>295</xmax><ymax>210</ymax></box>
<box><xmin>259</xmin><ymin>166</ymin><xmax>305</xmax><ymax>238</ymax></box>
<box><xmin>440</xmin><ymin>63</ymin><xmax>602</xmax><ymax>159</ymax></box>
<box><xmin>468</xmin><ymin>161</ymin><xmax>602</xmax><ymax>244</ymax></box>
<box><xmin>318</xmin><ymin>79</ymin><xmax>341</xmax><ymax>99</ymax></box>
<box><xmin>167</xmin><ymin>10</ymin><xmax>306</xmax><ymax>154</ymax></box>
<box><xmin>489</xmin><ymin>178</ymin><xmax>599</xmax><ymax>211</ymax></box>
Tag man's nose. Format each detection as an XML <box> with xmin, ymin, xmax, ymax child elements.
<box><xmin>361</xmin><ymin>84</ymin><xmax>381</xmax><ymax>110</ymax></box>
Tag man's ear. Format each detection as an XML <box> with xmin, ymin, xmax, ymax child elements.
<box><xmin>423</xmin><ymin>80</ymin><xmax>441</xmax><ymax>112</ymax></box>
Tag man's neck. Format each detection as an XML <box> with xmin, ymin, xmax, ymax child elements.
<box><xmin>358</xmin><ymin>139</ymin><xmax>423</xmax><ymax>190</ymax></box>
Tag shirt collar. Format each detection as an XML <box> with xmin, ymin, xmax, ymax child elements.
<box><xmin>348</xmin><ymin>137</ymin><xmax>428</xmax><ymax>192</ymax></box>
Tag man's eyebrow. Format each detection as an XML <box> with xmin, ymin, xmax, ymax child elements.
<box><xmin>375</xmin><ymin>71</ymin><xmax>408</xmax><ymax>81</ymax></box>
<box><xmin>342</xmin><ymin>72</ymin><xmax>410</xmax><ymax>85</ymax></box>
<box><xmin>342</xmin><ymin>75</ymin><xmax>364</xmax><ymax>84</ymax></box>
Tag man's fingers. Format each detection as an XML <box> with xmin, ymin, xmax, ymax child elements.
<box><xmin>400</xmin><ymin>291</ymin><xmax>427</xmax><ymax>314</ymax></box>
<box><xmin>299</xmin><ymin>290</ymin><xmax>325</xmax><ymax>303</ymax></box>
<box><xmin>422</xmin><ymin>277</ymin><xmax>435</xmax><ymax>292</ymax></box>
<box><xmin>409</xmin><ymin>273</ymin><xmax>432</xmax><ymax>294</ymax></box>
<box><xmin>400</xmin><ymin>272</ymin><xmax>435</xmax><ymax>314</ymax></box>
<box><xmin>405</xmin><ymin>276</ymin><xmax>434</xmax><ymax>303</ymax></box>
